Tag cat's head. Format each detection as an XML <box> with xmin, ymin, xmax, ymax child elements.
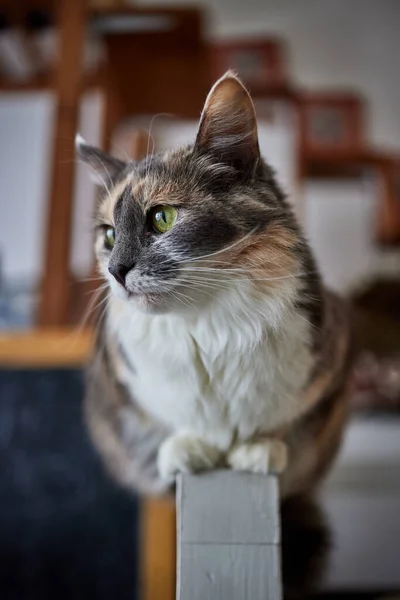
<box><xmin>77</xmin><ymin>72</ymin><xmax>304</xmax><ymax>315</ymax></box>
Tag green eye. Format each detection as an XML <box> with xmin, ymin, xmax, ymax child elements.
<box><xmin>104</xmin><ymin>227</ymin><xmax>115</xmax><ymax>249</ymax></box>
<box><xmin>152</xmin><ymin>205</ymin><xmax>178</xmax><ymax>233</ymax></box>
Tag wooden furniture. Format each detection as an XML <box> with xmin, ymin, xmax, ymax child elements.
<box><xmin>38</xmin><ymin>0</ymin><xmax>88</xmax><ymax>327</ymax></box>
<box><xmin>299</xmin><ymin>92</ymin><xmax>365</xmax><ymax>158</ymax></box>
<box><xmin>0</xmin><ymin>1</ymin><xmax>209</xmax><ymax>328</ymax></box>
<box><xmin>301</xmin><ymin>148</ymin><xmax>385</xmax><ymax>179</ymax></box>
<box><xmin>177</xmin><ymin>472</ymin><xmax>282</xmax><ymax>600</ymax></box>
<box><xmin>37</xmin><ymin>3</ymin><xmax>209</xmax><ymax>327</ymax></box>
<box><xmin>376</xmin><ymin>157</ymin><xmax>400</xmax><ymax>246</ymax></box>
<box><xmin>0</xmin><ymin>327</ymin><xmax>93</xmax><ymax>367</ymax></box>
<box><xmin>49</xmin><ymin>4</ymin><xmax>208</xmax><ymax>327</ymax></box>
<box><xmin>211</xmin><ymin>39</ymin><xmax>287</xmax><ymax>96</ymax></box>
<box><xmin>296</xmin><ymin>93</ymin><xmax>388</xmax><ymax>184</ymax></box>
<box><xmin>142</xmin><ymin>498</ymin><xmax>176</xmax><ymax>600</ymax></box>
<box><xmin>99</xmin><ymin>7</ymin><xmax>210</xmax><ymax>150</ymax></box>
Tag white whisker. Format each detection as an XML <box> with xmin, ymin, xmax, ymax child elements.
<box><xmin>162</xmin><ymin>279</ymin><xmax>232</xmax><ymax>311</ymax></box>
<box><xmin>181</xmin><ymin>227</ymin><xmax>260</xmax><ymax>264</ymax></box>
<box><xmin>76</xmin><ymin>284</ymin><xmax>110</xmax><ymax>334</ymax></box>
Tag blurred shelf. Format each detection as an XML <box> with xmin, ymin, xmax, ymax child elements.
<box><xmin>0</xmin><ymin>2</ymin><xmax>201</xmax><ymax>24</ymax></box>
<box><xmin>0</xmin><ymin>327</ymin><xmax>94</xmax><ymax>367</ymax></box>
<box><xmin>251</xmin><ymin>83</ymin><xmax>300</xmax><ymax>102</ymax></box>
<box><xmin>302</xmin><ymin>148</ymin><xmax>389</xmax><ymax>179</ymax></box>
<box><xmin>0</xmin><ymin>4</ymin><xmax>200</xmax><ymax>93</ymax></box>
<box><xmin>90</xmin><ymin>4</ymin><xmax>202</xmax><ymax>19</ymax></box>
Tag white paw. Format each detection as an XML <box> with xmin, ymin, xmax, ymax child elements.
<box><xmin>228</xmin><ymin>439</ymin><xmax>288</xmax><ymax>475</ymax></box>
<box><xmin>157</xmin><ymin>433</ymin><xmax>221</xmax><ymax>481</ymax></box>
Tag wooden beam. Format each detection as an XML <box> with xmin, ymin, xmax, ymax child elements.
<box><xmin>0</xmin><ymin>328</ymin><xmax>93</xmax><ymax>368</ymax></box>
<box><xmin>177</xmin><ymin>471</ymin><xmax>282</xmax><ymax>600</ymax></box>
<box><xmin>38</xmin><ymin>0</ymin><xmax>88</xmax><ymax>326</ymax></box>
<box><xmin>141</xmin><ymin>497</ymin><xmax>176</xmax><ymax>600</ymax></box>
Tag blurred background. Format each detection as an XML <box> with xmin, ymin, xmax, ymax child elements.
<box><xmin>0</xmin><ymin>0</ymin><xmax>399</xmax><ymax>599</ymax></box>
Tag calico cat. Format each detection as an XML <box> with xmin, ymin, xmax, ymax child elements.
<box><xmin>78</xmin><ymin>72</ymin><xmax>353</xmax><ymax>498</ymax></box>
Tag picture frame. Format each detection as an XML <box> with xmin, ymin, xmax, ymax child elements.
<box><xmin>299</xmin><ymin>93</ymin><xmax>364</xmax><ymax>155</ymax></box>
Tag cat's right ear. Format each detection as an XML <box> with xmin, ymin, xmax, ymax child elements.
<box><xmin>194</xmin><ymin>72</ymin><xmax>260</xmax><ymax>177</ymax></box>
<box><xmin>75</xmin><ymin>134</ymin><xmax>126</xmax><ymax>186</ymax></box>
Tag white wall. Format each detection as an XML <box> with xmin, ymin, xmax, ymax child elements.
<box><xmin>305</xmin><ymin>177</ymin><xmax>381</xmax><ymax>292</ymax></box>
<box><xmin>0</xmin><ymin>92</ymin><xmax>102</xmax><ymax>287</ymax></box>
<box><xmin>0</xmin><ymin>93</ymin><xmax>54</xmax><ymax>288</ymax></box>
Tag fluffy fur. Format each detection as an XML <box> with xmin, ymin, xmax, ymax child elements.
<box><xmin>79</xmin><ymin>72</ymin><xmax>353</xmax><ymax>498</ymax></box>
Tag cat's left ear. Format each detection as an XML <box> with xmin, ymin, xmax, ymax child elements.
<box><xmin>194</xmin><ymin>71</ymin><xmax>260</xmax><ymax>177</ymax></box>
<box><xmin>75</xmin><ymin>134</ymin><xmax>127</xmax><ymax>186</ymax></box>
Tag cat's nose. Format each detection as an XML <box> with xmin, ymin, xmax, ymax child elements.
<box><xmin>108</xmin><ymin>263</ymin><xmax>132</xmax><ymax>287</ymax></box>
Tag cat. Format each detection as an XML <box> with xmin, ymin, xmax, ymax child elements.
<box><xmin>77</xmin><ymin>72</ymin><xmax>354</xmax><ymax>498</ymax></box>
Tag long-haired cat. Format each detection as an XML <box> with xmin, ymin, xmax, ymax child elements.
<box><xmin>77</xmin><ymin>72</ymin><xmax>353</xmax><ymax>499</ymax></box>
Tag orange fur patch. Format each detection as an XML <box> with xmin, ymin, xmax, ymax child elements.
<box><xmin>238</xmin><ymin>225</ymin><xmax>300</xmax><ymax>292</ymax></box>
<box><xmin>141</xmin><ymin>178</ymin><xmax>188</xmax><ymax>212</ymax></box>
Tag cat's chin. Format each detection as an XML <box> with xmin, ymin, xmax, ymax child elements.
<box><xmin>127</xmin><ymin>291</ymin><xmax>181</xmax><ymax>315</ymax></box>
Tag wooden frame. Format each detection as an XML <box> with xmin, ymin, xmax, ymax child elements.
<box><xmin>376</xmin><ymin>157</ymin><xmax>400</xmax><ymax>246</ymax></box>
<box><xmin>142</xmin><ymin>497</ymin><xmax>176</xmax><ymax>600</ymax></box>
<box><xmin>37</xmin><ymin>0</ymin><xmax>88</xmax><ymax>326</ymax></box>
<box><xmin>300</xmin><ymin>148</ymin><xmax>386</xmax><ymax>179</ymax></box>
<box><xmin>299</xmin><ymin>92</ymin><xmax>365</xmax><ymax>157</ymax></box>
<box><xmin>100</xmin><ymin>6</ymin><xmax>210</xmax><ymax>148</ymax></box>
<box><xmin>211</xmin><ymin>39</ymin><xmax>286</xmax><ymax>94</ymax></box>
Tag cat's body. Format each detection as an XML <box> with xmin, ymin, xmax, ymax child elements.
<box><xmin>87</xmin><ymin>286</ymin><xmax>351</xmax><ymax>497</ymax></box>
<box><xmin>81</xmin><ymin>73</ymin><xmax>354</xmax><ymax>498</ymax></box>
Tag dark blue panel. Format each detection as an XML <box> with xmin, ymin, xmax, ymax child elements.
<box><xmin>0</xmin><ymin>368</ymin><xmax>139</xmax><ymax>600</ymax></box>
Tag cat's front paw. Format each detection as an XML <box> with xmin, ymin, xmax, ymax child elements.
<box><xmin>228</xmin><ymin>439</ymin><xmax>288</xmax><ymax>475</ymax></box>
<box><xmin>157</xmin><ymin>433</ymin><xmax>221</xmax><ymax>481</ymax></box>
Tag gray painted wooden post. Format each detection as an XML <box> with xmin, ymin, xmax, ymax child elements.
<box><xmin>176</xmin><ymin>470</ymin><xmax>282</xmax><ymax>600</ymax></box>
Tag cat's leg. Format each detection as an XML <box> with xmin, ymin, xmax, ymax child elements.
<box><xmin>157</xmin><ymin>432</ymin><xmax>222</xmax><ymax>481</ymax></box>
<box><xmin>85</xmin><ymin>353</ymin><xmax>171</xmax><ymax>496</ymax></box>
<box><xmin>227</xmin><ymin>438</ymin><xmax>288</xmax><ymax>474</ymax></box>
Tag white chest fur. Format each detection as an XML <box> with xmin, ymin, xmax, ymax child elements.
<box><xmin>108</xmin><ymin>287</ymin><xmax>314</xmax><ymax>451</ymax></box>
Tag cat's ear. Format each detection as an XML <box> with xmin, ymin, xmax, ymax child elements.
<box><xmin>75</xmin><ymin>134</ymin><xmax>126</xmax><ymax>186</ymax></box>
<box><xmin>194</xmin><ymin>72</ymin><xmax>260</xmax><ymax>176</ymax></box>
